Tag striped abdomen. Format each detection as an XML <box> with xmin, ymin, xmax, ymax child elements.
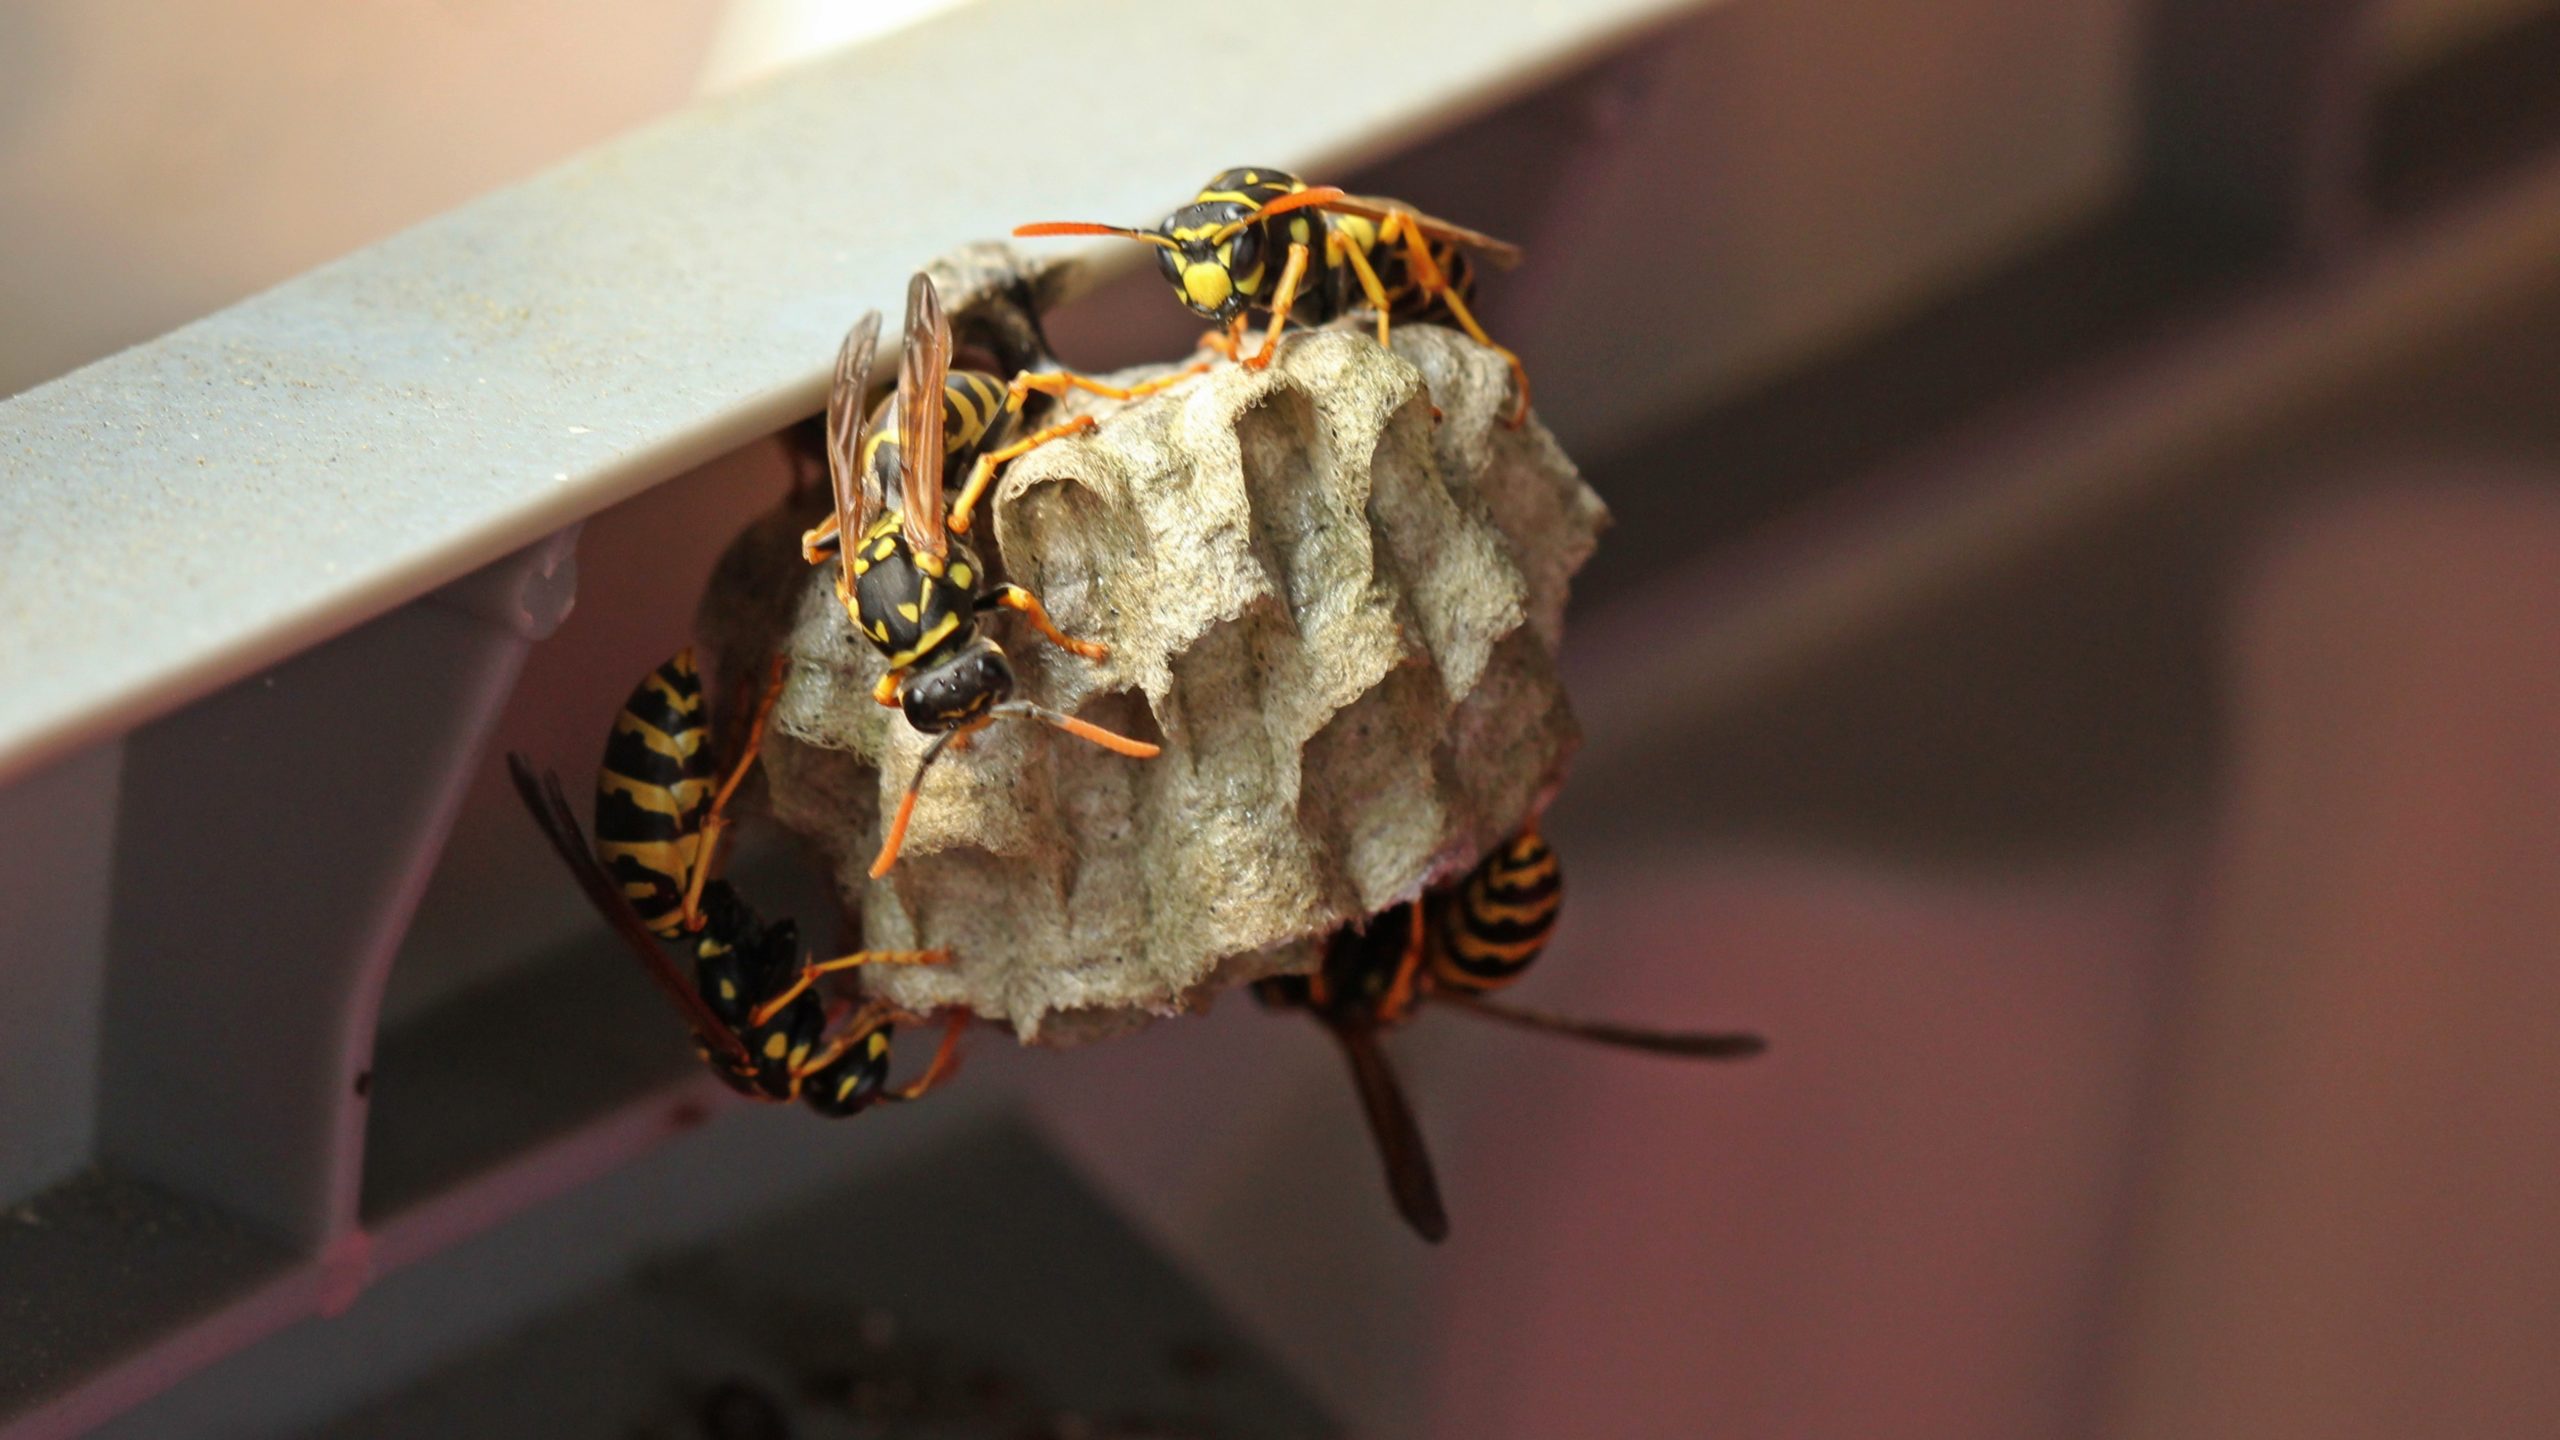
<box><xmin>594</xmin><ymin>651</ymin><xmax>716</xmax><ymax>936</ymax></box>
<box><xmin>1429</xmin><ymin>828</ymin><xmax>1562</xmax><ymax>994</ymax></box>
<box><xmin>802</xmin><ymin>1024</ymin><xmax>897</xmax><ymax>1117</ymax></box>
<box><xmin>860</xmin><ymin>369</ymin><xmax>1013</xmax><ymax>499</ymax></box>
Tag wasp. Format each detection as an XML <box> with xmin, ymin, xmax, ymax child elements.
<box><xmin>819</xmin><ymin>275</ymin><xmax>1162</xmax><ymax>877</ymax></box>
<box><xmin>508</xmin><ymin>651</ymin><xmax>961</xmax><ymax>1116</ymax></box>
<box><xmin>1258</xmin><ymin>825</ymin><xmax>1766</xmax><ymax>1240</ymax></box>
<box><xmin>1015</xmin><ymin>167</ymin><xmax>1532</xmax><ymax>425</ymax></box>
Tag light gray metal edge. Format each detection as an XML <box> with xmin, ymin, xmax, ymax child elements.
<box><xmin>0</xmin><ymin>0</ymin><xmax>1705</xmax><ymax>789</ymax></box>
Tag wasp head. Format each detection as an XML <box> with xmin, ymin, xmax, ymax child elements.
<box><xmin>1156</xmin><ymin>200</ymin><xmax>1265</xmax><ymax>321</ymax></box>
<box><xmin>900</xmin><ymin>637</ymin><xmax>1014</xmax><ymax>733</ymax></box>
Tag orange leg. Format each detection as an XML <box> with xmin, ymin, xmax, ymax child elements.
<box><xmin>679</xmin><ymin>657</ymin><xmax>785</xmax><ymax>931</ymax></box>
<box><xmin>983</xmin><ymin>584</ymin><xmax>1107</xmax><ymax>660</ymax></box>
<box><xmin>1382</xmin><ymin>211</ymin><xmax>1530</xmax><ymax>427</ymax></box>
<box><xmin>790</xmin><ymin>998</ymin><xmax>897</xmax><ymax>1092</ymax></box>
<box><xmin>800</xmin><ymin>512</ymin><xmax>841</xmax><ymax>566</ymax></box>
<box><xmin>1198</xmin><ymin>314</ymin><xmax>1250</xmax><ymax>360</ymax></box>
<box><xmin>1008</xmin><ymin>368</ymin><xmax>1205</xmax><ymax>411</ymax></box>
<box><xmin>1243</xmin><ymin>241</ymin><xmax>1311</xmax><ymax>371</ymax></box>
<box><xmin>1332</xmin><ymin>229</ymin><xmax>1397</xmax><ymax>347</ymax></box>
<box><xmin>889</xmin><ymin>1013</ymin><xmax>968</xmax><ymax>1101</ymax></box>
<box><xmin>871</xmin><ymin>670</ymin><xmax>903</xmax><ymax>709</ymax></box>
<box><xmin>748</xmin><ymin>947</ymin><xmax>950</xmax><ymax>1028</ymax></box>
<box><xmin>946</xmin><ymin>414</ymin><xmax>1100</xmax><ymax>536</ymax></box>
<box><xmin>1379</xmin><ymin>903</ymin><xmax>1430</xmax><ymax>1025</ymax></box>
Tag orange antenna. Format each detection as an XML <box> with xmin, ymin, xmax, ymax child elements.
<box><xmin>869</xmin><ymin>703</ymin><xmax>1161</xmax><ymax>877</ymax></box>
<box><xmin>1211</xmin><ymin>185</ymin><xmax>1346</xmax><ymax>242</ymax></box>
<box><xmin>1013</xmin><ymin>221</ymin><xmax>1181</xmax><ymax>252</ymax></box>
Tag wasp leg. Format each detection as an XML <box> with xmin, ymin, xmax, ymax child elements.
<box><xmin>871</xmin><ymin>670</ymin><xmax>904</xmax><ymax>708</ymax></box>
<box><xmin>946</xmin><ymin>412</ymin><xmax>1102</xmax><ymax>536</ymax></box>
<box><xmin>888</xmin><ymin>1013</ymin><xmax>968</xmax><ymax>1101</ymax></box>
<box><xmin>678</xmin><ymin>657</ymin><xmax>786</xmax><ymax>932</ymax></box>
<box><xmin>801</xmin><ymin>512</ymin><xmax>841</xmax><ymax>566</ymax></box>
<box><xmin>1008</xmin><ymin>369</ymin><xmax>1203</xmax><ymax>410</ymax></box>
<box><xmin>786</xmin><ymin>999</ymin><xmax>891</xmax><ymax>1101</ymax></box>
<box><xmin>1243</xmin><ymin>242</ymin><xmax>1312</xmax><ymax>371</ymax></box>
<box><xmin>1380</xmin><ymin>211</ymin><xmax>1530</xmax><ymax>427</ymax></box>
<box><xmin>748</xmin><ymin>947</ymin><xmax>951</xmax><ymax>1028</ymax></box>
<box><xmin>1199</xmin><ymin>314</ymin><xmax>1250</xmax><ymax>361</ymax></box>
<box><xmin>1332</xmin><ymin>227</ymin><xmax>1398</xmax><ymax>347</ymax></box>
<box><xmin>979</xmin><ymin>584</ymin><xmax>1108</xmax><ymax>661</ymax></box>
<box><xmin>1378</xmin><ymin>902</ymin><xmax>1430</xmax><ymax>1027</ymax></box>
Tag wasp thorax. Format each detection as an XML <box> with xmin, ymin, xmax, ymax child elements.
<box><xmin>900</xmin><ymin>638</ymin><xmax>1014</xmax><ymax>733</ymax></box>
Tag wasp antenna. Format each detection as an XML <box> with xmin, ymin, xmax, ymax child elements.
<box><xmin>1215</xmin><ymin>185</ymin><xmax>1345</xmax><ymax>242</ymax></box>
<box><xmin>1000</xmin><ymin>701</ymin><xmax>1161</xmax><ymax>758</ymax></box>
<box><xmin>869</xmin><ymin>726</ymin><xmax>967</xmax><ymax>878</ymax></box>
<box><xmin>1439</xmin><ymin>993</ymin><xmax>1767</xmax><ymax>1058</ymax></box>
<box><xmin>1013</xmin><ymin>221</ymin><xmax>1182</xmax><ymax>252</ymax></box>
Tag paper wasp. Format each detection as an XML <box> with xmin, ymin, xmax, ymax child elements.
<box><xmin>1258</xmin><ymin>826</ymin><xmax>1766</xmax><ymax>1241</ymax></box>
<box><xmin>1015</xmin><ymin>166</ymin><xmax>1533</xmax><ymax>425</ymax></box>
<box><xmin>508</xmin><ymin>651</ymin><xmax>961</xmax><ymax>1116</ymax></box>
<box><xmin>817</xmin><ymin>275</ymin><xmax>1161</xmax><ymax>878</ymax></box>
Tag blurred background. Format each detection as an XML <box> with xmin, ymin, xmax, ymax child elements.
<box><xmin>5</xmin><ymin>0</ymin><xmax>2560</xmax><ymax>1436</ymax></box>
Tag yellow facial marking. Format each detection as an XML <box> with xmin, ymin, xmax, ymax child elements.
<box><xmin>762</xmin><ymin>1033</ymin><xmax>788</xmax><ymax>1060</ymax></box>
<box><xmin>718</xmin><ymin>979</ymin><xmax>737</xmax><ymax>1002</ymax></box>
<box><xmin>1182</xmin><ymin>263</ymin><xmax>1233</xmax><ymax>311</ymax></box>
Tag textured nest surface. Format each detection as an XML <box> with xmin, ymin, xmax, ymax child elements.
<box><xmin>706</xmin><ymin>265</ymin><xmax>1605</xmax><ymax>1042</ymax></box>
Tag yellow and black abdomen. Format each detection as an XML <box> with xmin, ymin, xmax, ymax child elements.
<box><xmin>1429</xmin><ymin>828</ymin><xmax>1563</xmax><ymax>994</ymax></box>
<box><xmin>593</xmin><ymin>652</ymin><xmax>716</xmax><ymax>936</ymax></box>
<box><xmin>858</xmin><ymin>370</ymin><xmax>1015</xmax><ymax>507</ymax></box>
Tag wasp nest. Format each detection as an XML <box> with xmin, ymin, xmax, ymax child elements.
<box><xmin>708</xmin><ymin>263</ymin><xmax>1604</xmax><ymax>1043</ymax></box>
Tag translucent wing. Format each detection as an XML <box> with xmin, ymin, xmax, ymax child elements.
<box><xmin>897</xmin><ymin>272</ymin><xmax>950</xmax><ymax>559</ymax></box>
<box><xmin>1325</xmin><ymin>1019</ymin><xmax>1450</xmax><ymax>1242</ymax></box>
<box><xmin>1323</xmin><ymin>193</ymin><xmax>1524</xmax><ymax>269</ymax></box>
<box><xmin>506</xmin><ymin>755</ymin><xmax>757</xmax><ymax>1071</ymax></box>
<box><xmin>826</xmin><ymin>312</ymin><xmax>884</xmax><ymax>586</ymax></box>
<box><xmin>1439</xmin><ymin>992</ymin><xmax>1767</xmax><ymax>1058</ymax></box>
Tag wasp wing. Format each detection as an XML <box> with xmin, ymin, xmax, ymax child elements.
<box><xmin>506</xmin><ymin>754</ymin><xmax>757</xmax><ymax>1072</ymax></box>
<box><xmin>1440</xmin><ymin>992</ymin><xmax>1767</xmax><ymax>1058</ymax></box>
<box><xmin>1324</xmin><ymin>1019</ymin><xmax>1450</xmax><ymax>1242</ymax></box>
<box><xmin>825</xmin><ymin>311</ymin><xmax>885</xmax><ymax>581</ymax></box>
<box><xmin>1323</xmin><ymin>194</ymin><xmax>1524</xmax><ymax>269</ymax></box>
<box><xmin>897</xmin><ymin>272</ymin><xmax>951</xmax><ymax>560</ymax></box>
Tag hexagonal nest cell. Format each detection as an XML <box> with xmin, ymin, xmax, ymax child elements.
<box><xmin>700</xmin><ymin>249</ymin><xmax>1605</xmax><ymax>1043</ymax></box>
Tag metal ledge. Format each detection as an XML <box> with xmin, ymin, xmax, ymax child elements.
<box><xmin>0</xmin><ymin>0</ymin><xmax>1702</xmax><ymax>789</ymax></box>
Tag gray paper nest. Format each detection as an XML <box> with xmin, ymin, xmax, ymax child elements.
<box><xmin>702</xmin><ymin>251</ymin><xmax>1607</xmax><ymax>1043</ymax></box>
